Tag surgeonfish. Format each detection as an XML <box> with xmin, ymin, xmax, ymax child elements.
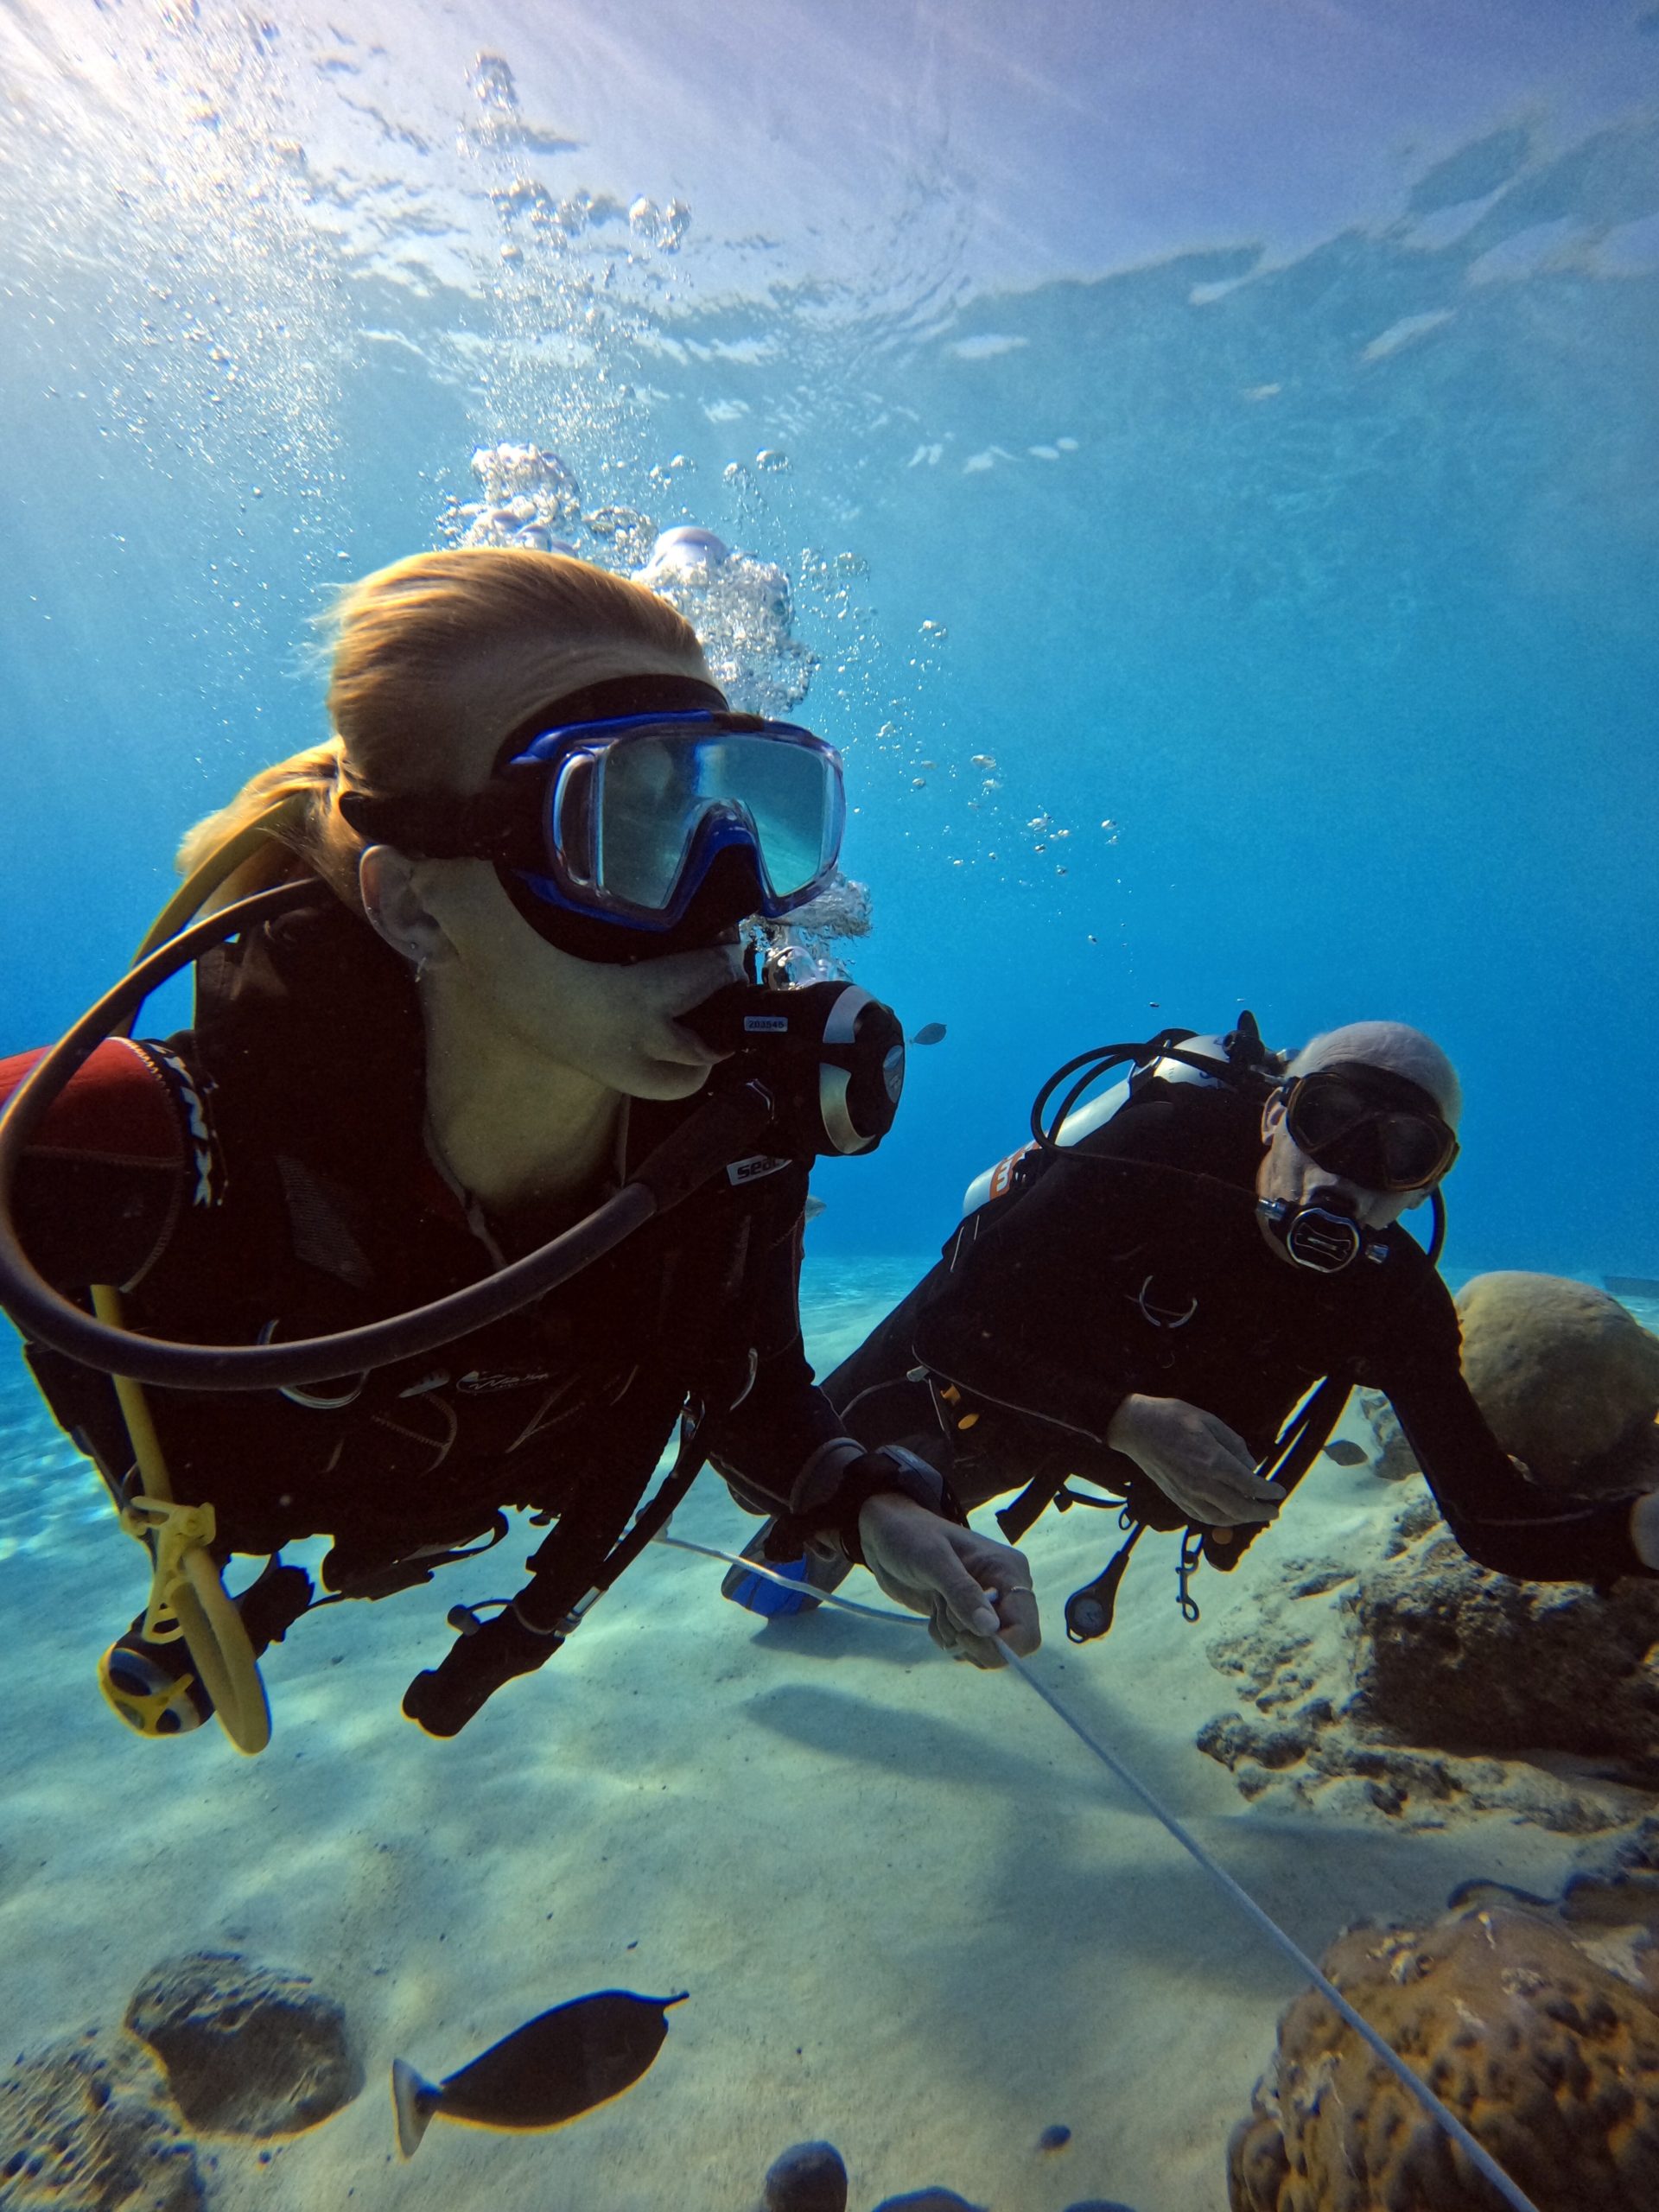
<box><xmin>803</xmin><ymin>1194</ymin><xmax>827</xmax><ymax>1222</ymax></box>
<box><xmin>392</xmin><ymin>1988</ymin><xmax>688</xmax><ymax>2158</ymax></box>
<box><xmin>1320</xmin><ymin>1440</ymin><xmax>1369</xmax><ymax>1466</ymax></box>
<box><xmin>910</xmin><ymin>1022</ymin><xmax>947</xmax><ymax>1046</ymax></box>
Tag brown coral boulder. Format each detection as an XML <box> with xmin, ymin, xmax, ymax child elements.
<box><xmin>1230</xmin><ymin>1904</ymin><xmax>1659</xmax><ymax>2211</ymax></box>
<box><xmin>1455</xmin><ymin>1272</ymin><xmax>1659</xmax><ymax>1496</ymax></box>
<box><xmin>1344</xmin><ymin>1516</ymin><xmax>1659</xmax><ymax>1768</ymax></box>
<box><xmin>0</xmin><ymin>2029</ymin><xmax>203</xmax><ymax>2212</ymax></box>
<box><xmin>124</xmin><ymin>1952</ymin><xmax>359</xmax><ymax>2138</ymax></box>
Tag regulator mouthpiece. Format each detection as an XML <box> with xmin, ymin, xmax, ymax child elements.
<box><xmin>682</xmin><ymin>979</ymin><xmax>906</xmax><ymax>1156</ymax></box>
<box><xmin>1257</xmin><ymin>1195</ymin><xmax>1383</xmax><ymax>1274</ymax></box>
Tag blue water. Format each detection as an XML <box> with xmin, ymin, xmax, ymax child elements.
<box><xmin>3</xmin><ymin>6</ymin><xmax>1659</xmax><ymax>2208</ymax></box>
<box><xmin>5</xmin><ymin>53</ymin><xmax>1658</xmax><ymax>1275</ymax></box>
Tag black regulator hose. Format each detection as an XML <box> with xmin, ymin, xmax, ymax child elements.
<box><xmin>0</xmin><ymin>884</ymin><xmax>794</xmax><ymax>1392</ymax></box>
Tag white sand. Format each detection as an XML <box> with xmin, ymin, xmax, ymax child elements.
<box><xmin>0</xmin><ymin>1267</ymin><xmax>1607</xmax><ymax>2212</ymax></box>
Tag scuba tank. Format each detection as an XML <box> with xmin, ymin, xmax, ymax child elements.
<box><xmin>961</xmin><ymin>1015</ymin><xmax>1281</xmax><ymax>1219</ymax></box>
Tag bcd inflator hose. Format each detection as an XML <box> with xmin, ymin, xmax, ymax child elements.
<box><xmin>0</xmin><ymin>884</ymin><xmax>850</xmax><ymax>1391</ymax></box>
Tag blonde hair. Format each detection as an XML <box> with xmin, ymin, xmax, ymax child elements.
<box><xmin>175</xmin><ymin>548</ymin><xmax>704</xmax><ymax>907</ymax></box>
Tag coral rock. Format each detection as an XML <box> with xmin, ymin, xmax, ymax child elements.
<box><xmin>1357</xmin><ymin>1274</ymin><xmax>1659</xmax><ymax>1496</ymax></box>
<box><xmin>124</xmin><ymin>1952</ymin><xmax>359</xmax><ymax>2138</ymax></box>
<box><xmin>0</xmin><ymin>2028</ymin><xmax>203</xmax><ymax>2212</ymax></box>
<box><xmin>1357</xmin><ymin>1390</ymin><xmax>1419</xmax><ymax>1481</ymax></box>
<box><xmin>1345</xmin><ymin>1519</ymin><xmax>1659</xmax><ymax>1767</ymax></box>
<box><xmin>1454</xmin><ymin>1272</ymin><xmax>1659</xmax><ymax>1496</ymax></box>
<box><xmin>1230</xmin><ymin>1903</ymin><xmax>1659</xmax><ymax>2210</ymax></box>
<box><xmin>1199</xmin><ymin>1503</ymin><xmax>1651</xmax><ymax>1829</ymax></box>
<box><xmin>870</xmin><ymin>2193</ymin><xmax>987</xmax><ymax>2211</ymax></box>
<box><xmin>764</xmin><ymin>2139</ymin><xmax>849</xmax><ymax>2212</ymax></box>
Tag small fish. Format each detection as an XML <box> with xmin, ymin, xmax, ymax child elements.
<box><xmin>803</xmin><ymin>1194</ymin><xmax>827</xmax><ymax>1223</ymax></box>
<box><xmin>910</xmin><ymin>1022</ymin><xmax>947</xmax><ymax>1046</ymax></box>
<box><xmin>1445</xmin><ymin>1877</ymin><xmax>1556</xmax><ymax>1914</ymax></box>
<box><xmin>1321</xmin><ymin>1440</ymin><xmax>1369</xmax><ymax>1466</ymax></box>
<box><xmin>1606</xmin><ymin>1274</ymin><xmax>1659</xmax><ymax>1300</ymax></box>
<box><xmin>392</xmin><ymin>1988</ymin><xmax>687</xmax><ymax>2158</ymax></box>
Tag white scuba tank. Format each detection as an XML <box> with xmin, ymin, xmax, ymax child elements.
<box><xmin>960</xmin><ymin>1031</ymin><xmax>1241</xmax><ymax>1218</ymax></box>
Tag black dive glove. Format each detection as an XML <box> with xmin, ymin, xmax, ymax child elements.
<box><xmin>778</xmin><ymin>1439</ymin><xmax>966</xmax><ymax>1566</ymax></box>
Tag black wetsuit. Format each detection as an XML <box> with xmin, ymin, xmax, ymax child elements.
<box><xmin>3</xmin><ymin>895</ymin><xmax>846</xmax><ymax>1599</ymax></box>
<box><xmin>823</xmin><ymin>1077</ymin><xmax>1652</xmax><ymax>1586</ymax></box>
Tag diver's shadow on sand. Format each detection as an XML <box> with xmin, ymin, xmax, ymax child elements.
<box><xmin>741</xmin><ymin>1675</ymin><xmax>1059</xmax><ymax>1794</ymax></box>
<box><xmin>739</xmin><ymin>1604</ymin><xmax>927</xmax><ymax>1669</ymax></box>
<box><xmin>735</xmin><ymin>1675</ymin><xmax>1316</xmax><ymax>2059</ymax></box>
<box><xmin>736</xmin><ymin>1675</ymin><xmax>1504</xmax><ymax>2021</ymax></box>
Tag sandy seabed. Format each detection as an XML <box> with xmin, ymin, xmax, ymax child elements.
<box><xmin>0</xmin><ymin>1255</ymin><xmax>1611</xmax><ymax>2212</ymax></box>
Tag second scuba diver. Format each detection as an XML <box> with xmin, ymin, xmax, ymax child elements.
<box><xmin>0</xmin><ymin>548</ymin><xmax>1039</xmax><ymax>1750</ymax></box>
<box><xmin>726</xmin><ymin>1014</ymin><xmax>1659</xmax><ymax>1643</ymax></box>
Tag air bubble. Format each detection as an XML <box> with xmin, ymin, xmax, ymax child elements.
<box><xmin>440</xmin><ymin>445</ymin><xmax>582</xmax><ymax>548</ymax></box>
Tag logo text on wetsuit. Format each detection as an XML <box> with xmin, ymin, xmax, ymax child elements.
<box><xmin>457</xmin><ymin>1366</ymin><xmax>555</xmax><ymax>1395</ymax></box>
<box><xmin>727</xmin><ymin>1153</ymin><xmax>790</xmax><ymax>1185</ymax></box>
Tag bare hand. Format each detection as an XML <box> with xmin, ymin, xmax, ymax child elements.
<box><xmin>1106</xmin><ymin>1394</ymin><xmax>1285</xmax><ymax>1529</ymax></box>
<box><xmin>856</xmin><ymin>1494</ymin><xmax>1040</xmax><ymax>1669</ymax></box>
<box><xmin>1630</xmin><ymin>1488</ymin><xmax>1659</xmax><ymax>1570</ymax></box>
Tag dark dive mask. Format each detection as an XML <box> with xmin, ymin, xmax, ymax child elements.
<box><xmin>1279</xmin><ymin>1061</ymin><xmax>1459</xmax><ymax>1193</ymax></box>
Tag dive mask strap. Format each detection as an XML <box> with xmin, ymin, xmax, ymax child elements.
<box><xmin>333</xmin><ymin>671</ymin><xmax>731</xmax><ymax>864</ymax></box>
<box><xmin>337</xmin><ymin>773</ymin><xmax>546</xmax><ymax>867</ymax></box>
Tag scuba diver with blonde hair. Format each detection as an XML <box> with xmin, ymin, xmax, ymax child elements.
<box><xmin>0</xmin><ymin>546</ymin><xmax>1038</xmax><ymax>1752</ymax></box>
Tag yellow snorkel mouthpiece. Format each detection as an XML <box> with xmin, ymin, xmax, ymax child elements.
<box><xmin>97</xmin><ymin>1641</ymin><xmax>208</xmax><ymax>1737</ymax></box>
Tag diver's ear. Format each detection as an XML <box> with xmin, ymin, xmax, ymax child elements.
<box><xmin>358</xmin><ymin>845</ymin><xmax>456</xmax><ymax>970</ymax></box>
<box><xmin>1261</xmin><ymin>1089</ymin><xmax>1287</xmax><ymax>1145</ymax></box>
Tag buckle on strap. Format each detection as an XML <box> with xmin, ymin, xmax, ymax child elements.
<box><xmin>119</xmin><ymin>1492</ymin><xmax>218</xmax><ymax>1643</ymax></box>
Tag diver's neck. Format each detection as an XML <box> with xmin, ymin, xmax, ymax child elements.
<box><xmin>417</xmin><ymin>976</ymin><xmax>624</xmax><ymax>1228</ymax></box>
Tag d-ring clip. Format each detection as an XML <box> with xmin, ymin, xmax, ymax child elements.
<box><xmin>1135</xmin><ymin>1275</ymin><xmax>1198</xmax><ymax>1330</ymax></box>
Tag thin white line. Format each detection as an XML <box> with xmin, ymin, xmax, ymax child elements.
<box><xmin>670</xmin><ymin>1529</ymin><xmax>1542</xmax><ymax>2212</ymax></box>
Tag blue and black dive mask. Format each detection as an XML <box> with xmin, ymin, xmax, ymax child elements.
<box><xmin>339</xmin><ymin>673</ymin><xmax>847</xmax><ymax>963</ymax></box>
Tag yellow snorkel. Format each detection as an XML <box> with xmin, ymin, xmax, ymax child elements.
<box><xmin>1</xmin><ymin>788</ymin><xmax>905</xmax><ymax>1745</ymax></box>
<box><xmin>92</xmin><ymin>798</ymin><xmax>310</xmax><ymax>1755</ymax></box>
